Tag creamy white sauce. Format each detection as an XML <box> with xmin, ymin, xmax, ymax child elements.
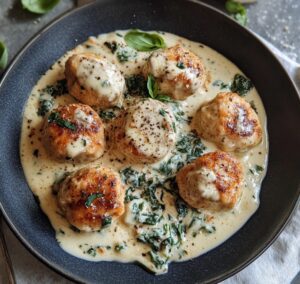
<box><xmin>20</xmin><ymin>30</ymin><xmax>268</xmax><ymax>274</ymax></box>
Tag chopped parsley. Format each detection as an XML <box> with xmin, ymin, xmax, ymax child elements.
<box><xmin>85</xmin><ymin>193</ymin><xmax>104</xmax><ymax>207</ymax></box>
<box><xmin>176</xmin><ymin>61</ymin><xmax>185</xmax><ymax>69</ymax></box>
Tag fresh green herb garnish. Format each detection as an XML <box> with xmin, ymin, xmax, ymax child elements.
<box><xmin>159</xmin><ymin>108</ymin><xmax>166</xmax><ymax>116</ymax></box>
<box><xmin>84</xmin><ymin>193</ymin><xmax>104</xmax><ymax>207</ymax></box>
<box><xmin>230</xmin><ymin>74</ymin><xmax>253</xmax><ymax>96</ymax></box>
<box><xmin>124</xmin><ymin>30</ymin><xmax>166</xmax><ymax>52</ymax></box>
<box><xmin>48</xmin><ymin>112</ymin><xmax>77</xmax><ymax>131</ymax></box>
<box><xmin>37</xmin><ymin>99</ymin><xmax>53</xmax><ymax>116</ymax></box>
<box><xmin>102</xmin><ymin>216</ymin><xmax>112</xmax><ymax>227</ymax></box>
<box><xmin>147</xmin><ymin>74</ymin><xmax>159</xmax><ymax>99</ymax></box>
<box><xmin>104</xmin><ymin>41</ymin><xmax>118</xmax><ymax>54</ymax></box>
<box><xmin>21</xmin><ymin>0</ymin><xmax>60</xmax><ymax>14</ymax></box>
<box><xmin>176</xmin><ymin>62</ymin><xmax>185</xmax><ymax>69</ymax></box>
<box><xmin>225</xmin><ymin>0</ymin><xmax>248</xmax><ymax>26</ymax></box>
<box><xmin>147</xmin><ymin>74</ymin><xmax>173</xmax><ymax>102</ymax></box>
<box><xmin>0</xmin><ymin>41</ymin><xmax>8</xmax><ymax>70</ymax></box>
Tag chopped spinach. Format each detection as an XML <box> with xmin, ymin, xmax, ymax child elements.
<box><xmin>125</xmin><ymin>74</ymin><xmax>148</xmax><ymax>96</ymax></box>
<box><xmin>120</xmin><ymin>167</ymin><xmax>146</xmax><ymax>188</ymax></box>
<box><xmin>37</xmin><ymin>99</ymin><xmax>53</xmax><ymax>116</ymax></box>
<box><xmin>102</xmin><ymin>216</ymin><xmax>112</xmax><ymax>227</ymax></box>
<box><xmin>175</xmin><ymin>198</ymin><xmax>188</xmax><ymax>218</ymax></box>
<box><xmin>41</xmin><ymin>79</ymin><xmax>68</xmax><ymax>98</ymax></box>
<box><xmin>148</xmin><ymin>251</ymin><xmax>168</xmax><ymax>269</ymax></box>
<box><xmin>230</xmin><ymin>74</ymin><xmax>253</xmax><ymax>96</ymax></box>
<box><xmin>104</xmin><ymin>41</ymin><xmax>118</xmax><ymax>54</ymax></box>
<box><xmin>176</xmin><ymin>132</ymin><xmax>206</xmax><ymax>162</ymax></box>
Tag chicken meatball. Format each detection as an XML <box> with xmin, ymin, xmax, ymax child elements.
<box><xmin>144</xmin><ymin>44</ymin><xmax>206</xmax><ymax>100</ymax></box>
<box><xmin>194</xmin><ymin>92</ymin><xmax>262</xmax><ymax>152</ymax></box>
<box><xmin>57</xmin><ymin>166</ymin><xmax>125</xmax><ymax>232</ymax></box>
<box><xmin>65</xmin><ymin>53</ymin><xmax>126</xmax><ymax>108</ymax></box>
<box><xmin>113</xmin><ymin>99</ymin><xmax>176</xmax><ymax>163</ymax></box>
<box><xmin>176</xmin><ymin>151</ymin><xmax>243</xmax><ymax>211</ymax></box>
<box><xmin>43</xmin><ymin>103</ymin><xmax>105</xmax><ymax>162</ymax></box>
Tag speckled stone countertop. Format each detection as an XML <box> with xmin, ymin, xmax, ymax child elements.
<box><xmin>0</xmin><ymin>1</ymin><xmax>299</xmax><ymax>283</ymax></box>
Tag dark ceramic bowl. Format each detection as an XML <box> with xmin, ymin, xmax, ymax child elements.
<box><xmin>0</xmin><ymin>0</ymin><xmax>299</xmax><ymax>283</ymax></box>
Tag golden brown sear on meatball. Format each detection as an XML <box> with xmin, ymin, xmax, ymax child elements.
<box><xmin>57</xmin><ymin>166</ymin><xmax>125</xmax><ymax>232</ymax></box>
<box><xmin>65</xmin><ymin>53</ymin><xmax>126</xmax><ymax>108</ymax></box>
<box><xmin>194</xmin><ymin>92</ymin><xmax>262</xmax><ymax>152</ymax></box>
<box><xmin>176</xmin><ymin>151</ymin><xmax>243</xmax><ymax>211</ymax></box>
<box><xmin>112</xmin><ymin>99</ymin><xmax>176</xmax><ymax>163</ymax></box>
<box><xmin>43</xmin><ymin>103</ymin><xmax>105</xmax><ymax>162</ymax></box>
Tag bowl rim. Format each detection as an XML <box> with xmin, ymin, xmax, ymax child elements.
<box><xmin>0</xmin><ymin>1</ymin><xmax>299</xmax><ymax>283</ymax></box>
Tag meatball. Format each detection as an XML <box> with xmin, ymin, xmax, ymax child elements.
<box><xmin>194</xmin><ymin>92</ymin><xmax>262</xmax><ymax>152</ymax></box>
<box><xmin>57</xmin><ymin>166</ymin><xmax>125</xmax><ymax>232</ymax></box>
<box><xmin>176</xmin><ymin>151</ymin><xmax>243</xmax><ymax>211</ymax></box>
<box><xmin>113</xmin><ymin>99</ymin><xmax>176</xmax><ymax>163</ymax></box>
<box><xmin>144</xmin><ymin>44</ymin><xmax>206</xmax><ymax>100</ymax></box>
<box><xmin>43</xmin><ymin>103</ymin><xmax>105</xmax><ymax>162</ymax></box>
<box><xmin>65</xmin><ymin>53</ymin><xmax>126</xmax><ymax>108</ymax></box>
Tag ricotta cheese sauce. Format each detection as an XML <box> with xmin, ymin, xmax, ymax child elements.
<box><xmin>20</xmin><ymin>30</ymin><xmax>268</xmax><ymax>274</ymax></box>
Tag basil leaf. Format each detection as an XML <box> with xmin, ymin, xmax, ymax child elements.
<box><xmin>225</xmin><ymin>0</ymin><xmax>245</xmax><ymax>14</ymax></box>
<box><xmin>147</xmin><ymin>74</ymin><xmax>159</xmax><ymax>98</ymax></box>
<box><xmin>85</xmin><ymin>193</ymin><xmax>104</xmax><ymax>207</ymax></box>
<box><xmin>225</xmin><ymin>0</ymin><xmax>248</xmax><ymax>26</ymax></box>
<box><xmin>21</xmin><ymin>0</ymin><xmax>60</xmax><ymax>14</ymax></box>
<box><xmin>48</xmin><ymin>112</ymin><xmax>77</xmax><ymax>131</ymax></box>
<box><xmin>0</xmin><ymin>42</ymin><xmax>8</xmax><ymax>70</ymax></box>
<box><xmin>124</xmin><ymin>30</ymin><xmax>166</xmax><ymax>52</ymax></box>
<box><xmin>155</xmin><ymin>95</ymin><xmax>174</xmax><ymax>103</ymax></box>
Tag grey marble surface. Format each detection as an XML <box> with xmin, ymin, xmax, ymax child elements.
<box><xmin>0</xmin><ymin>0</ymin><xmax>299</xmax><ymax>283</ymax></box>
